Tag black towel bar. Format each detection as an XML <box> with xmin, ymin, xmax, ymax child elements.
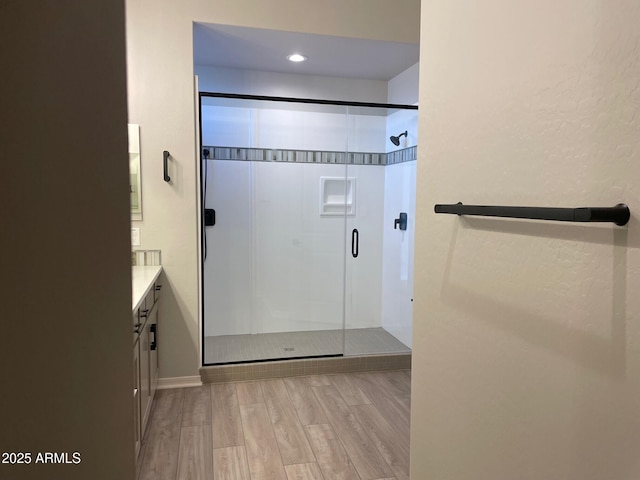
<box><xmin>434</xmin><ymin>203</ymin><xmax>630</xmax><ymax>226</ymax></box>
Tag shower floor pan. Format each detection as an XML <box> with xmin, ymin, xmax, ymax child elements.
<box><xmin>204</xmin><ymin>327</ymin><xmax>410</xmax><ymax>365</ymax></box>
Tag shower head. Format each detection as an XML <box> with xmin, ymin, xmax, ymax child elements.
<box><xmin>390</xmin><ymin>130</ymin><xmax>408</xmax><ymax>146</ymax></box>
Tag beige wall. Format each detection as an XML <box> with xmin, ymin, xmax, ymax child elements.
<box><xmin>126</xmin><ymin>0</ymin><xmax>421</xmax><ymax>378</ymax></box>
<box><xmin>1</xmin><ymin>1</ymin><xmax>133</xmax><ymax>479</ymax></box>
<box><xmin>413</xmin><ymin>0</ymin><xmax>640</xmax><ymax>478</ymax></box>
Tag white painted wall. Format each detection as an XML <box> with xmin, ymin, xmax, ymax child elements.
<box><xmin>126</xmin><ymin>0</ymin><xmax>420</xmax><ymax>378</ymax></box>
<box><xmin>196</xmin><ymin>65</ymin><xmax>388</xmax><ymax>103</ymax></box>
<box><xmin>412</xmin><ymin>0</ymin><xmax>640</xmax><ymax>478</ymax></box>
<box><xmin>388</xmin><ymin>62</ymin><xmax>420</xmax><ymax>105</ymax></box>
<box><xmin>3</xmin><ymin>1</ymin><xmax>133</xmax><ymax>478</ymax></box>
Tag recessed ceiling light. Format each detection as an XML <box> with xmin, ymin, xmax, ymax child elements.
<box><xmin>287</xmin><ymin>54</ymin><xmax>307</xmax><ymax>63</ymax></box>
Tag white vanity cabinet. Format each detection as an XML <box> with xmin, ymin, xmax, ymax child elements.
<box><xmin>132</xmin><ymin>266</ymin><xmax>162</xmax><ymax>460</ymax></box>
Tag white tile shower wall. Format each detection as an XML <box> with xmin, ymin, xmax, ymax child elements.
<box><xmin>254</xmin><ymin>109</ymin><xmax>350</xmax><ymax>151</ymax></box>
<box><xmin>204</xmin><ymin>160</ymin><xmax>385</xmax><ymax>337</ymax></box>
<box><xmin>203</xmin><ymin>160</ymin><xmax>253</xmax><ymax>336</ymax></box>
<box><xmin>346</xmin><ymin>111</ymin><xmax>387</xmax><ymax>153</ymax></box>
<box><xmin>200</xmin><ymin>105</ymin><xmax>254</xmax><ymax>148</ymax></box>
<box><xmin>386</xmin><ymin>108</ymin><xmax>419</xmax><ymax>153</ymax></box>
<box><xmin>202</xmin><ymin>104</ymin><xmax>386</xmax><ymax>153</ymax></box>
<box><xmin>386</xmin><ymin>63</ymin><xmax>419</xmax><ymax>155</ymax></box>
<box><xmin>381</xmin><ymin>161</ymin><xmax>416</xmax><ymax>348</ymax></box>
<box><xmin>252</xmin><ymin>161</ymin><xmax>346</xmax><ymax>334</ymax></box>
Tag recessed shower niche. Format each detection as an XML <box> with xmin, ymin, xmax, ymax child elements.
<box><xmin>320</xmin><ymin>177</ymin><xmax>355</xmax><ymax>216</ymax></box>
<box><xmin>199</xmin><ymin>93</ymin><xmax>417</xmax><ymax>365</ymax></box>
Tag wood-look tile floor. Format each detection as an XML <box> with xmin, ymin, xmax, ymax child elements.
<box><xmin>138</xmin><ymin>370</ymin><xmax>411</xmax><ymax>480</ymax></box>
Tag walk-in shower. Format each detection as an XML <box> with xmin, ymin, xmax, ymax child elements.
<box><xmin>199</xmin><ymin>93</ymin><xmax>417</xmax><ymax>365</ymax></box>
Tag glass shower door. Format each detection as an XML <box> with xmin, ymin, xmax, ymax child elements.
<box><xmin>250</xmin><ymin>152</ymin><xmax>347</xmax><ymax>360</ymax></box>
<box><xmin>201</xmin><ymin>95</ymin><xmax>348</xmax><ymax>364</ymax></box>
<box><xmin>343</xmin><ymin>104</ymin><xmax>415</xmax><ymax>356</ymax></box>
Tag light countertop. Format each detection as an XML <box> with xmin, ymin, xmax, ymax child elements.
<box><xmin>132</xmin><ymin>265</ymin><xmax>163</xmax><ymax>312</ymax></box>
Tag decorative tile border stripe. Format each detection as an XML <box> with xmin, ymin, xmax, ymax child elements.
<box><xmin>203</xmin><ymin>145</ymin><xmax>417</xmax><ymax>166</ymax></box>
<box><xmin>199</xmin><ymin>353</ymin><xmax>411</xmax><ymax>384</ymax></box>
<box><xmin>386</xmin><ymin>145</ymin><xmax>418</xmax><ymax>165</ymax></box>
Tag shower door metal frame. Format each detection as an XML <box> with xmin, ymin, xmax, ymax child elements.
<box><xmin>198</xmin><ymin>91</ymin><xmax>418</xmax><ymax>367</ymax></box>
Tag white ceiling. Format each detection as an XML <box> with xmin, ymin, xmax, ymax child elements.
<box><xmin>193</xmin><ymin>23</ymin><xmax>420</xmax><ymax>81</ymax></box>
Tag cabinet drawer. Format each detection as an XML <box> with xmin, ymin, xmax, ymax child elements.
<box><xmin>142</xmin><ymin>289</ymin><xmax>154</xmax><ymax>318</ymax></box>
<box><xmin>141</xmin><ymin>282</ymin><xmax>162</xmax><ymax>315</ymax></box>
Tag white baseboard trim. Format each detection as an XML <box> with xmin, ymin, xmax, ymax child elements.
<box><xmin>157</xmin><ymin>376</ymin><xmax>203</xmax><ymax>390</ymax></box>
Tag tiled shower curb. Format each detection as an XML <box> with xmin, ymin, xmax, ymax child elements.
<box><xmin>199</xmin><ymin>353</ymin><xmax>411</xmax><ymax>384</ymax></box>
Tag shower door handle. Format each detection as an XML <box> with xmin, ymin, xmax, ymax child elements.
<box><xmin>351</xmin><ymin>229</ymin><xmax>359</xmax><ymax>258</ymax></box>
